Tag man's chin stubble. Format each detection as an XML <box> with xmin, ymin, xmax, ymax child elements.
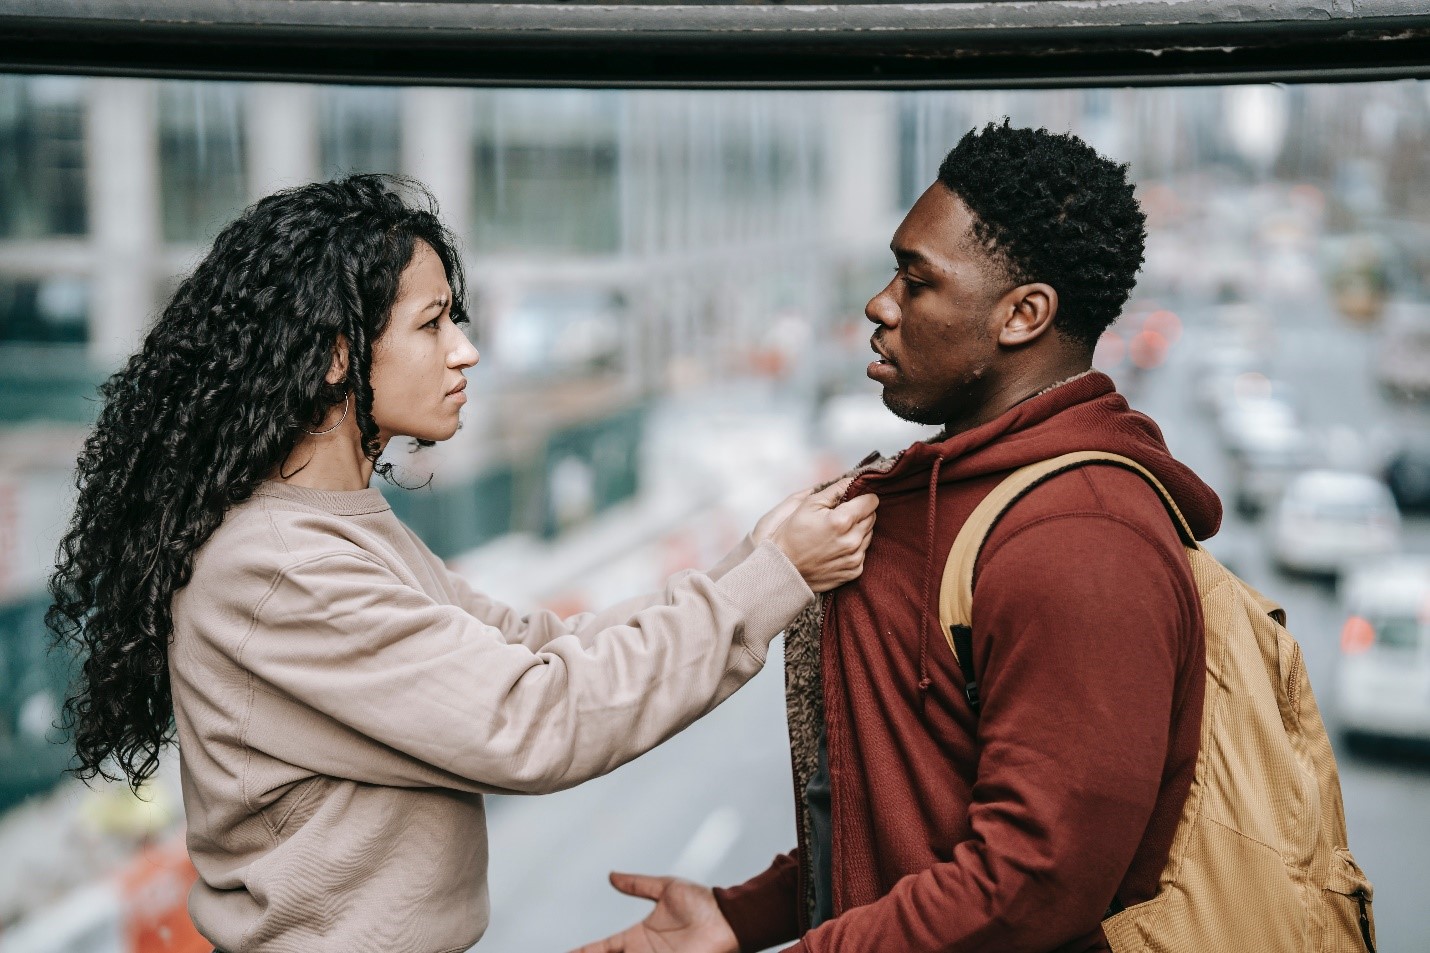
<box><xmin>880</xmin><ymin>390</ymin><xmax>945</xmax><ymax>427</ymax></box>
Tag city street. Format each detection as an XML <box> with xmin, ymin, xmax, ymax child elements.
<box><xmin>479</xmin><ymin>289</ymin><xmax>1430</xmax><ymax>951</ymax></box>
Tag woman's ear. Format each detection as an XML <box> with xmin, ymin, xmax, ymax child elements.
<box><xmin>327</xmin><ymin>336</ymin><xmax>350</xmax><ymax>386</ymax></box>
<box><xmin>996</xmin><ymin>282</ymin><xmax>1059</xmax><ymax>347</ymax></box>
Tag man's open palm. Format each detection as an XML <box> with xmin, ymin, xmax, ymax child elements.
<box><xmin>567</xmin><ymin>872</ymin><xmax>740</xmax><ymax>953</ymax></box>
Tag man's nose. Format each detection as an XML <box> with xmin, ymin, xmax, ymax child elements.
<box><xmin>866</xmin><ymin>284</ymin><xmax>899</xmax><ymax>327</ymax></box>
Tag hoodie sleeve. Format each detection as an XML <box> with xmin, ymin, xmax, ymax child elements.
<box><xmin>714</xmin><ymin>850</ymin><xmax>803</xmax><ymax>952</ymax></box>
<box><xmin>788</xmin><ymin>510</ymin><xmax>1197</xmax><ymax>953</ymax></box>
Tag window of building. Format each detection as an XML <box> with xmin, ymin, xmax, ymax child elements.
<box><xmin>157</xmin><ymin>82</ymin><xmax>247</xmax><ymax>244</ymax></box>
<box><xmin>318</xmin><ymin>86</ymin><xmax>402</xmax><ymax>178</ymax></box>
<box><xmin>471</xmin><ymin>90</ymin><xmax>621</xmax><ymax>254</ymax></box>
<box><xmin>0</xmin><ymin>276</ymin><xmax>88</xmax><ymax>346</ymax></box>
<box><xmin>0</xmin><ymin>76</ymin><xmax>87</xmax><ymax>239</ymax></box>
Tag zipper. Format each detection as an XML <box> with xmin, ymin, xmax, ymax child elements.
<box><xmin>1355</xmin><ymin>888</ymin><xmax>1375</xmax><ymax>952</ymax></box>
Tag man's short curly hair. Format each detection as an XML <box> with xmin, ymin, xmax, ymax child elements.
<box><xmin>937</xmin><ymin>120</ymin><xmax>1147</xmax><ymax>349</ymax></box>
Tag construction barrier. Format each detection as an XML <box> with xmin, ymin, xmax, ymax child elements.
<box><xmin>0</xmin><ymin>834</ymin><xmax>207</xmax><ymax>953</ymax></box>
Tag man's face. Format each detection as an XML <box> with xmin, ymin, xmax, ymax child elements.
<box><xmin>866</xmin><ymin>183</ymin><xmax>1011</xmax><ymax>426</ymax></box>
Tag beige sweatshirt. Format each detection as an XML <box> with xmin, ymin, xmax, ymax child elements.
<box><xmin>168</xmin><ymin>481</ymin><xmax>813</xmax><ymax>953</ymax></box>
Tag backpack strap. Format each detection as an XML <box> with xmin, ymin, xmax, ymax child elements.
<box><xmin>937</xmin><ymin>451</ymin><xmax>1199</xmax><ymax>711</ymax></box>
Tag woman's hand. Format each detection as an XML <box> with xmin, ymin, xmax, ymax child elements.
<box><xmin>752</xmin><ymin>487</ymin><xmax>813</xmax><ymax>545</ymax></box>
<box><xmin>770</xmin><ymin>478</ymin><xmax>878</xmax><ymax>593</ymax></box>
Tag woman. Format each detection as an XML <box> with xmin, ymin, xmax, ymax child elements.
<box><xmin>47</xmin><ymin>175</ymin><xmax>876</xmax><ymax>953</ymax></box>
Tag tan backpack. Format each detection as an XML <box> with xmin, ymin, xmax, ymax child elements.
<box><xmin>938</xmin><ymin>451</ymin><xmax>1377</xmax><ymax>953</ymax></box>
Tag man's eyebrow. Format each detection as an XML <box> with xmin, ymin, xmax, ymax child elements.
<box><xmin>891</xmin><ymin>246</ymin><xmax>933</xmax><ymax>269</ymax></box>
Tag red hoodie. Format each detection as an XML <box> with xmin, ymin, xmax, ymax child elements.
<box><xmin>714</xmin><ymin>372</ymin><xmax>1222</xmax><ymax>953</ymax></box>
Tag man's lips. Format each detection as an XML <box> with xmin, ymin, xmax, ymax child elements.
<box><xmin>870</xmin><ymin>338</ymin><xmax>895</xmax><ymax>366</ymax></box>
<box><xmin>868</xmin><ymin>337</ymin><xmax>898</xmax><ymax>383</ymax></box>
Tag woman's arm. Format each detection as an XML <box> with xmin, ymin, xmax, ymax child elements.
<box><xmin>444</xmin><ymin>534</ymin><xmax>757</xmax><ymax>652</ymax></box>
<box><xmin>234</xmin><ymin>539</ymin><xmax>809</xmax><ymax>795</ymax></box>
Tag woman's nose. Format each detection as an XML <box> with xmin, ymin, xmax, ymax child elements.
<box><xmin>450</xmin><ymin>336</ymin><xmax>479</xmax><ymax>369</ymax></box>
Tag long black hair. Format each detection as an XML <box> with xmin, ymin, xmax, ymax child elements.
<box><xmin>47</xmin><ymin>174</ymin><xmax>469</xmax><ymax>790</ymax></box>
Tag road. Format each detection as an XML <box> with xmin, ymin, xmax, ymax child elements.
<box><xmin>478</xmin><ymin>294</ymin><xmax>1430</xmax><ymax>951</ymax></box>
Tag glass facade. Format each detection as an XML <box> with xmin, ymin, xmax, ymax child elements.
<box><xmin>319</xmin><ymin>85</ymin><xmax>402</xmax><ymax>178</ymax></box>
<box><xmin>471</xmin><ymin>90</ymin><xmax>622</xmax><ymax>254</ymax></box>
<box><xmin>0</xmin><ymin>76</ymin><xmax>87</xmax><ymax>239</ymax></box>
<box><xmin>157</xmin><ymin>82</ymin><xmax>247</xmax><ymax>244</ymax></box>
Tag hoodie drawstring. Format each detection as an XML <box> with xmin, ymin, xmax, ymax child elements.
<box><xmin>917</xmin><ymin>455</ymin><xmax>943</xmax><ymax>702</ymax></box>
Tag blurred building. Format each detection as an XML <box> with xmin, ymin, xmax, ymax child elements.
<box><xmin>3</xmin><ymin>75</ymin><xmax>1423</xmax><ymax>815</ymax></box>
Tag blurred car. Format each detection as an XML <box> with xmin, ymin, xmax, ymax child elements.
<box><xmin>1229</xmin><ymin>421</ymin><xmax>1316</xmax><ymax>517</ymax></box>
<box><xmin>1384</xmin><ymin>438</ymin><xmax>1430</xmax><ymax>512</ymax></box>
<box><xmin>1200</xmin><ymin>521</ymin><xmax>1257</xmax><ymax>579</ymax></box>
<box><xmin>1337</xmin><ymin>557</ymin><xmax>1430</xmax><ymax>745</ymax></box>
<box><xmin>1191</xmin><ymin>341</ymin><xmax>1262</xmax><ymax>414</ymax></box>
<box><xmin>1270</xmin><ymin>470</ymin><xmax>1400</xmax><ymax>576</ymax></box>
<box><xmin>1215</xmin><ymin>376</ymin><xmax>1299</xmax><ymax>457</ymax></box>
<box><xmin>1375</xmin><ymin>313</ymin><xmax>1430</xmax><ymax>400</ymax></box>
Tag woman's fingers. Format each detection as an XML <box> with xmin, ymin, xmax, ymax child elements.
<box><xmin>772</xmin><ymin>486</ymin><xmax>879</xmax><ymax>592</ymax></box>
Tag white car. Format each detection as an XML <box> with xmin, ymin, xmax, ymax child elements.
<box><xmin>1229</xmin><ymin>420</ymin><xmax>1315</xmax><ymax>517</ymax></box>
<box><xmin>1337</xmin><ymin>558</ymin><xmax>1430</xmax><ymax>744</ymax></box>
<box><xmin>1270</xmin><ymin>470</ymin><xmax>1400</xmax><ymax>576</ymax></box>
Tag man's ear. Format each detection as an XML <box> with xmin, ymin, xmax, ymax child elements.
<box><xmin>327</xmin><ymin>336</ymin><xmax>350</xmax><ymax>386</ymax></box>
<box><xmin>996</xmin><ymin>282</ymin><xmax>1059</xmax><ymax>347</ymax></box>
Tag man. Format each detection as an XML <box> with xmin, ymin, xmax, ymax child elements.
<box><xmin>574</xmin><ymin>120</ymin><xmax>1221</xmax><ymax>953</ymax></box>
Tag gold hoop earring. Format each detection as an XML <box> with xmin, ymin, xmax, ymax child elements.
<box><xmin>302</xmin><ymin>394</ymin><xmax>351</xmax><ymax>436</ymax></box>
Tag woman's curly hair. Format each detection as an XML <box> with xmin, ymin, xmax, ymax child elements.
<box><xmin>937</xmin><ymin>120</ymin><xmax>1147</xmax><ymax>348</ymax></box>
<box><xmin>47</xmin><ymin>174</ymin><xmax>468</xmax><ymax>791</ymax></box>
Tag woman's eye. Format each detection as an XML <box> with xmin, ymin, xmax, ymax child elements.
<box><xmin>422</xmin><ymin>317</ymin><xmax>440</xmax><ymax>330</ymax></box>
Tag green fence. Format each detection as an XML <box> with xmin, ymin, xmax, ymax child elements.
<box><xmin>0</xmin><ymin>592</ymin><xmax>74</xmax><ymax>811</ymax></box>
<box><xmin>381</xmin><ymin>402</ymin><xmax>646</xmax><ymax>559</ymax></box>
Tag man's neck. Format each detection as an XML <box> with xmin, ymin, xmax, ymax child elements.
<box><xmin>938</xmin><ymin>360</ymin><xmax>1094</xmax><ymax>439</ymax></box>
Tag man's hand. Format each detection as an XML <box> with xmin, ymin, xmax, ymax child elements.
<box><xmin>567</xmin><ymin>872</ymin><xmax>740</xmax><ymax>953</ymax></box>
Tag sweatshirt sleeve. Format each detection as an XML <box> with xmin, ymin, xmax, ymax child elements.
<box><xmin>713</xmin><ymin>850</ymin><xmax>803</xmax><ymax>952</ymax></box>
<box><xmin>445</xmin><ymin>534</ymin><xmax>758</xmax><ymax>652</ymax></box>
<box><xmin>237</xmin><ymin>538</ymin><xmax>810</xmax><ymax>795</ymax></box>
<box><xmin>791</xmin><ymin>514</ymin><xmax>1193</xmax><ymax>953</ymax></box>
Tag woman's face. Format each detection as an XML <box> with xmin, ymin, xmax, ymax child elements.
<box><xmin>369</xmin><ymin>240</ymin><xmax>479</xmax><ymax>444</ymax></box>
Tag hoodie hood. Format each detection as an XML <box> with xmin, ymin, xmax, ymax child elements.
<box><xmin>861</xmin><ymin>371</ymin><xmax>1222</xmax><ymax>541</ymax></box>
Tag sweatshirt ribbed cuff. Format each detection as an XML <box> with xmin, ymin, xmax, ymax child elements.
<box><xmin>708</xmin><ymin>534</ymin><xmax>757</xmax><ymax>582</ymax></box>
<box><xmin>712</xmin><ymin>539</ymin><xmax>813</xmax><ymax>662</ymax></box>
